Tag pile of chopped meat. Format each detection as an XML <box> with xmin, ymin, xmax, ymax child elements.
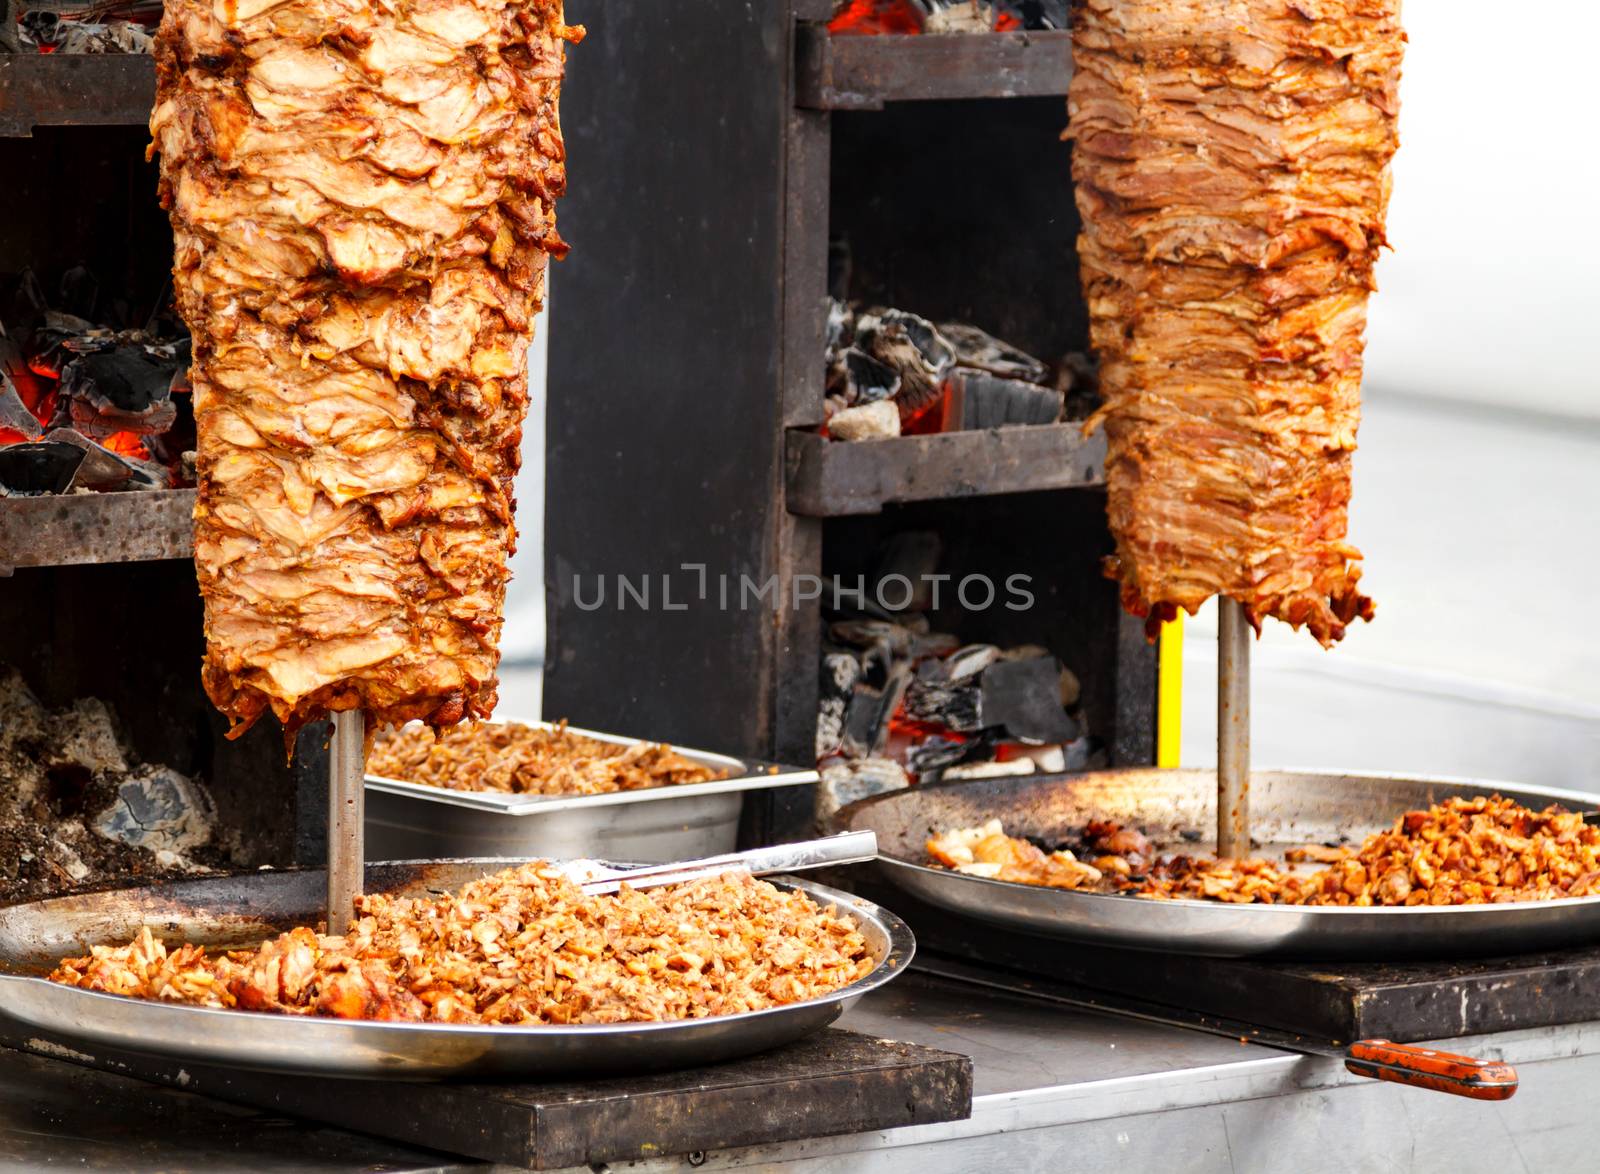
<box><xmin>927</xmin><ymin>797</ymin><xmax>1600</xmax><ymax>907</ymax></box>
<box><xmin>367</xmin><ymin>720</ymin><xmax>728</xmax><ymax>796</ymax></box>
<box><xmin>150</xmin><ymin>0</ymin><xmax>579</xmax><ymax>737</ymax></box>
<box><xmin>1068</xmin><ymin>0</ymin><xmax>1404</xmax><ymax>644</ymax></box>
<box><xmin>49</xmin><ymin>863</ymin><xmax>874</xmax><ymax>1024</ymax></box>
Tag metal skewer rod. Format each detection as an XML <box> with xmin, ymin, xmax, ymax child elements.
<box><xmin>326</xmin><ymin>709</ymin><xmax>366</xmax><ymax>935</ymax></box>
<box><xmin>1216</xmin><ymin>597</ymin><xmax>1251</xmax><ymax>859</ymax></box>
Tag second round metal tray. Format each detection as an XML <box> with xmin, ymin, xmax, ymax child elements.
<box><xmin>0</xmin><ymin>860</ymin><xmax>913</xmax><ymax>1078</ymax></box>
<box><xmin>838</xmin><ymin>769</ymin><xmax>1600</xmax><ymax>959</ymax></box>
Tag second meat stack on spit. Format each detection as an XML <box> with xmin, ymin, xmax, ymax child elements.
<box><xmin>1070</xmin><ymin>0</ymin><xmax>1404</xmax><ymax>645</ymax></box>
<box><xmin>150</xmin><ymin>0</ymin><xmax>578</xmax><ymax>738</ymax></box>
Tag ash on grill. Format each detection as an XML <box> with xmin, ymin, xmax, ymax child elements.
<box><xmin>2</xmin><ymin>0</ymin><xmax>157</xmax><ymax>54</ymax></box>
<box><xmin>0</xmin><ymin>269</ymin><xmax>191</xmax><ymax>497</ymax></box>
<box><xmin>823</xmin><ymin>299</ymin><xmax>1096</xmax><ymax>442</ymax></box>
<box><xmin>815</xmin><ymin>537</ymin><xmax>1091</xmax><ymax>819</ymax></box>
<box><xmin>0</xmin><ymin>664</ymin><xmax>223</xmax><ymax>903</ymax></box>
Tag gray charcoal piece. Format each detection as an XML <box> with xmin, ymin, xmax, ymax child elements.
<box><xmin>815</xmin><ymin>757</ymin><xmax>910</xmax><ymax>823</ymax></box>
<box><xmin>42</xmin><ymin>698</ymin><xmax>129</xmax><ymax>775</ymax></box>
<box><xmin>829</xmin><ymin>618</ymin><xmax>917</xmax><ymax>654</ymax></box>
<box><xmin>903</xmin><ymin>680</ymin><xmax>983</xmax><ymax>732</ymax></box>
<box><xmin>840</xmin><ymin>685</ymin><xmax>885</xmax><ymax>757</ymax></box>
<box><xmin>815</xmin><ymin>697</ymin><xmax>846</xmax><ymax>760</ymax></box>
<box><xmin>820</xmin><ymin>651</ymin><xmax>862</xmax><ymax>702</ymax></box>
<box><xmin>980</xmin><ymin>656</ymin><xmax>1082</xmax><ymax>744</ymax></box>
<box><xmin>945</xmin><ymin>644</ymin><xmax>1001</xmax><ymax>682</ymax></box>
<box><xmin>938</xmin><ymin>321</ymin><xmax>1050</xmax><ymax>384</ymax></box>
<box><xmin>958</xmin><ymin>372</ymin><xmax>1064</xmax><ymax>429</ymax></box>
<box><xmin>909</xmin><ymin>632</ymin><xmax>961</xmax><ymax>660</ymax></box>
<box><xmin>92</xmin><ymin>764</ymin><xmax>215</xmax><ymax>854</ymax></box>
<box><xmin>906</xmin><ymin>736</ymin><xmax>969</xmax><ymax>775</ymax></box>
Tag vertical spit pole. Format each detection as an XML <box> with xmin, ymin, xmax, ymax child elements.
<box><xmin>327</xmin><ymin>709</ymin><xmax>366</xmax><ymax>935</ymax></box>
<box><xmin>1216</xmin><ymin>597</ymin><xmax>1251</xmax><ymax>859</ymax></box>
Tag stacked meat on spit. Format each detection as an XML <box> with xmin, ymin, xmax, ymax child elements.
<box><xmin>150</xmin><ymin>0</ymin><xmax>578</xmax><ymax>736</ymax></box>
<box><xmin>1069</xmin><ymin>0</ymin><xmax>1404</xmax><ymax>644</ymax></box>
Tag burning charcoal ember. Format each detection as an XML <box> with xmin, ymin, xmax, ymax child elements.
<box><xmin>854</xmin><ymin>308</ymin><xmax>954</xmax><ymax>410</ymax></box>
<box><xmin>906</xmin><ymin>735</ymin><xmax>969</xmax><ymax>776</ymax></box>
<box><xmin>59</xmin><ymin>344</ymin><xmax>179</xmax><ymax>440</ymax></box>
<box><xmin>816</xmin><ymin>756</ymin><xmax>910</xmax><ymax>821</ymax></box>
<box><xmin>944</xmin><ymin>758</ymin><xmax>1036</xmax><ymax>781</ymax></box>
<box><xmin>941</xmin><ymin>321</ymin><xmax>1050</xmax><ymax>384</ymax></box>
<box><xmin>0</xmin><ymin>375</ymin><xmax>44</xmax><ymax>441</ymax></box>
<box><xmin>953</xmin><ymin>371</ymin><xmax>1064</xmax><ymax>429</ymax></box>
<box><xmin>1000</xmin><ymin>0</ymin><xmax>1067</xmax><ymax>29</ymax></box>
<box><xmin>903</xmin><ymin>679</ymin><xmax>983</xmax><ymax>731</ymax></box>
<box><xmin>828</xmin><ymin>400</ymin><xmax>901</xmax><ymax>442</ymax></box>
<box><xmin>1</xmin><ymin>278</ymin><xmax>189</xmax><ymax>492</ymax></box>
<box><xmin>92</xmin><ymin>765</ymin><xmax>215</xmax><ymax>854</ymax></box>
<box><xmin>980</xmin><ymin>655</ymin><xmax>1082</xmax><ymax>744</ymax></box>
<box><xmin>816</xmin><ymin>651</ymin><xmax>864</xmax><ymax>759</ymax></box>
<box><xmin>841</xmin><ymin>666</ymin><xmax>910</xmax><ymax>757</ymax></box>
<box><xmin>42</xmin><ymin>427</ymin><xmax>158</xmax><ymax>491</ymax></box>
<box><xmin>828</xmin><ymin>0</ymin><xmax>924</xmax><ymax>35</ymax></box>
<box><xmin>829</xmin><ymin>347</ymin><xmax>901</xmax><ymax>405</ymax></box>
<box><xmin>0</xmin><ymin>441</ymin><xmax>84</xmax><ymax>496</ymax></box>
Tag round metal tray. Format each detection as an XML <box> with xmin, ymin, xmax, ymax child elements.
<box><xmin>0</xmin><ymin>860</ymin><xmax>914</xmax><ymax>1078</ymax></box>
<box><xmin>838</xmin><ymin>769</ymin><xmax>1600</xmax><ymax>959</ymax></box>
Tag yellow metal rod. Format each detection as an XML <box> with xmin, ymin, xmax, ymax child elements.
<box><xmin>1156</xmin><ymin>611</ymin><xmax>1184</xmax><ymax>768</ymax></box>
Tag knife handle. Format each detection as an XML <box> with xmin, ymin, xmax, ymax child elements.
<box><xmin>1345</xmin><ymin>1039</ymin><xmax>1519</xmax><ymax>1100</ymax></box>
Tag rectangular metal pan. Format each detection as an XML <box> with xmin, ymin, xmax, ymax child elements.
<box><xmin>837</xmin><ymin>768</ymin><xmax>1600</xmax><ymax>960</ymax></box>
<box><xmin>0</xmin><ymin>861</ymin><xmax>913</xmax><ymax>1079</ymax></box>
<box><xmin>365</xmin><ymin>718</ymin><xmax>817</xmax><ymax>862</ymax></box>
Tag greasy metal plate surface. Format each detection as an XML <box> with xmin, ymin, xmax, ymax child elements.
<box><xmin>364</xmin><ymin>716</ymin><xmax>817</xmax><ymax>814</ymax></box>
<box><xmin>0</xmin><ymin>860</ymin><xmax>913</xmax><ymax>1078</ymax></box>
<box><xmin>839</xmin><ymin>769</ymin><xmax>1600</xmax><ymax>959</ymax></box>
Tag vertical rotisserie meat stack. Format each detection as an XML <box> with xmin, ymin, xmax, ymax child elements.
<box><xmin>1069</xmin><ymin>0</ymin><xmax>1403</xmax><ymax>644</ymax></box>
<box><xmin>150</xmin><ymin>0</ymin><xmax>577</xmax><ymax>735</ymax></box>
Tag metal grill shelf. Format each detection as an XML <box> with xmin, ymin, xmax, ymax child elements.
<box><xmin>0</xmin><ymin>489</ymin><xmax>194</xmax><ymax>574</ymax></box>
<box><xmin>785</xmin><ymin>422</ymin><xmax>1103</xmax><ymax>516</ymax></box>
<box><xmin>795</xmin><ymin>27</ymin><xmax>1073</xmax><ymax>110</ymax></box>
<box><xmin>0</xmin><ymin>55</ymin><xmax>155</xmax><ymax>138</ymax></box>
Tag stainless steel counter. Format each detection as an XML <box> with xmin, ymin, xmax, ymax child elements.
<box><xmin>6</xmin><ymin>972</ymin><xmax>1600</xmax><ymax>1172</ymax></box>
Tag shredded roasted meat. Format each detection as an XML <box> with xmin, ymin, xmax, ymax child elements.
<box><xmin>49</xmin><ymin>864</ymin><xmax>874</xmax><ymax>1024</ymax></box>
<box><xmin>1068</xmin><ymin>0</ymin><xmax>1404</xmax><ymax>644</ymax></box>
<box><xmin>150</xmin><ymin>0</ymin><xmax>579</xmax><ymax>736</ymax></box>
<box><xmin>367</xmin><ymin>719</ymin><xmax>728</xmax><ymax>796</ymax></box>
<box><xmin>927</xmin><ymin>798</ymin><xmax>1600</xmax><ymax>907</ymax></box>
